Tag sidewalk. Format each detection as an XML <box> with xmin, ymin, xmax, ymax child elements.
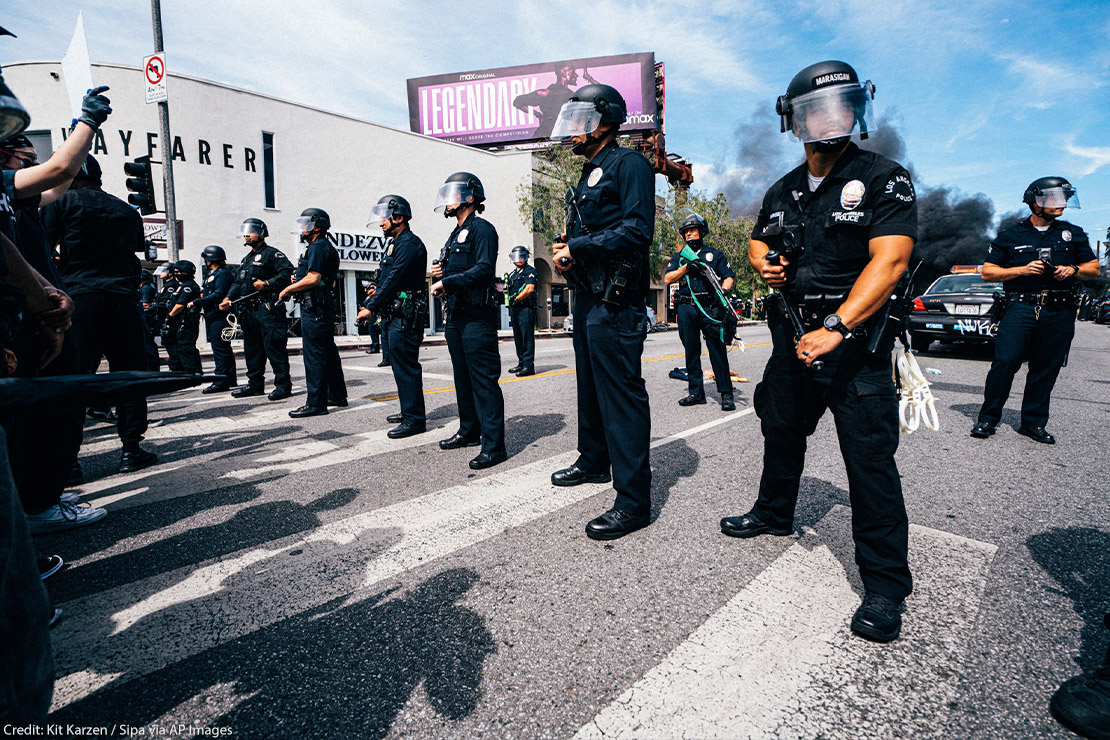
<box><xmin>186</xmin><ymin>321</ymin><xmax>765</xmax><ymax>359</ymax></box>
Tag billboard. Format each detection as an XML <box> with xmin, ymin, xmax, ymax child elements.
<box><xmin>407</xmin><ymin>52</ymin><xmax>658</xmax><ymax>147</ymax></box>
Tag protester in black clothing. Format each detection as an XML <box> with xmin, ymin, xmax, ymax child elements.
<box><xmin>167</xmin><ymin>260</ymin><xmax>201</xmax><ymax>374</ymax></box>
<box><xmin>1</xmin><ymin>137</ymin><xmax>99</xmax><ymax>532</ymax></box>
<box><xmin>221</xmin><ymin>218</ymin><xmax>294</xmax><ymax>400</ymax></box>
<box><xmin>279</xmin><ymin>208</ymin><xmax>346</xmax><ymax>417</ymax></box>
<box><xmin>42</xmin><ymin>155</ymin><xmax>157</xmax><ymax>474</ymax></box>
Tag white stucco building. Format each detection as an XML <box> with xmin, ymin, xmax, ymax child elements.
<box><xmin>4</xmin><ymin>60</ymin><xmax>575</xmax><ymax>333</ymax></box>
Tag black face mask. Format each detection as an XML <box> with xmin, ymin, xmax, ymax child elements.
<box><xmin>813</xmin><ymin>136</ymin><xmax>850</xmax><ymax>154</ymax></box>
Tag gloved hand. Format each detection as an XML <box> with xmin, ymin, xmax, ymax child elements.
<box><xmin>77</xmin><ymin>86</ymin><xmax>112</xmax><ymax>129</ymax></box>
<box><xmin>684</xmin><ymin>259</ymin><xmax>705</xmax><ymax>276</ymax></box>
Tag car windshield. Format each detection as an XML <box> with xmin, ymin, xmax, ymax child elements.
<box><xmin>924</xmin><ymin>275</ymin><xmax>1002</xmax><ymax>295</ymax></box>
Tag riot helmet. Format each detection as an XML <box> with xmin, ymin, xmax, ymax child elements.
<box><xmin>294</xmin><ymin>208</ymin><xmax>331</xmax><ymax>237</ymax></box>
<box><xmin>240</xmin><ymin>217</ymin><xmax>268</xmax><ymax>238</ymax></box>
<box><xmin>0</xmin><ymin>56</ymin><xmax>32</xmax><ymax>142</ymax></box>
<box><xmin>552</xmin><ymin>84</ymin><xmax>627</xmax><ymax>154</ymax></box>
<box><xmin>676</xmin><ymin>208</ymin><xmax>709</xmax><ymax>240</ymax></box>
<box><xmin>368</xmin><ymin>194</ymin><xmax>413</xmax><ymax>235</ymax></box>
<box><xmin>777</xmin><ymin>61</ymin><xmax>875</xmax><ymax>151</ymax></box>
<box><xmin>1023</xmin><ymin>177</ymin><xmax>1080</xmax><ymax>211</ymax></box>
<box><xmin>510</xmin><ymin>245</ymin><xmax>530</xmax><ymax>264</ymax></box>
<box><xmin>201</xmin><ymin>245</ymin><xmax>226</xmax><ymax>263</ymax></box>
<box><xmin>174</xmin><ymin>259</ymin><xmax>196</xmax><ymax>276</ymax></box>
<box><xmin>139</xmin><ymin>269</ymin><xmax>154</xmax><ymax>284</ymax></box>
<box><xmin>434</xmin><ymin>172</ymin><xmax>485</xmax><ymax>218</ymax></box>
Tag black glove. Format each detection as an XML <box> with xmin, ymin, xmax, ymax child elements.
<box><xmin>684</xmin><ymin>259</ymin><xmax>705</xmax><ymax>276</ymax></box>
<box><xmin>77</xmin><ymin>86</ymin><xmax>112</xmax><ymax>129</ymax></box>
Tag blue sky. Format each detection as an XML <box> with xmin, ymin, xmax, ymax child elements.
<box><xmin>5</xmin><ymin>0</ymin><xmax>1109</xmax><ymax>243</ymax></box>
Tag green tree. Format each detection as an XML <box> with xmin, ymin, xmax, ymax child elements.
<box><xmin>516</xmin><ymin>142</ymin><xmax>759</xmax><ymax>295</ymax></box>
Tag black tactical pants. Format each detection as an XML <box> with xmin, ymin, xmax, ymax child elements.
<box><xmin>386</xmin><ymin>316</ymin><xmax>425</xmax><ymax>425</ymax></box>
<box><xmin>752</xmin><ymin>308</ymin><xmax>912</xmax><ymax>601</ymax></box>
<box><xmin>162</xmin><ymin>319</ymin><xmax>183</xmax><ymax>371</ymax></box>
<box><xmin>510</xmin><ymin>304</ymin><xmax>536</xmax><ymax>368</ymax></box>
<box><xmin>2</xmin><ymin>329</ymin><xmax>84</xmax><ymax>514</ymax></box>
<box><xmin>71</xmin><ymin>292</ymin><xmax>149</xmax><ymax>450</ymax></box>
<box><xmin>677</xmin><ymin>303</ymin><xmax>732</xmax><ymax>396</ymax></box>
<box><xmin>205</xmin><ymin>313</ymin><xmax>239</xmax><ymax>387</ymax></box>
<box><xmin>978</xmin><ymin>301</ymin><xmax>1075</xmax><ymax>429</ymax></box>
<box><xmin>176</xmin><ymin>319</ymin><xmax>201</xmax><ymax>374</ymax></box>
<box><xmin>142</xmin><ymin>313</ymin><xmax>160</xmax><ymax>371</ymax></box>
<box><xmin>300</xmin><ymin>309</ymin><xmax>346</xmax><ymax>410</ymax></box>
<box><xmin>571</xmin><ymin>294</ymin><xmax>652</xmax><ymax>516</ymax></box>
<box><xmin>445</xmin><ymin>305</ymin><xmax>505</xmax><ymax>454</ymax></box>
<box><xmin>240</xmin><ymin>307</ymin><xmax>291</xmax><ymax>392</ymax></box>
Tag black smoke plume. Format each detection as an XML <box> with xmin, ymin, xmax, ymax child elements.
<box><xmin>714</xmin><ymin>111</ymin><xmax>1014</xmax><ymax>291</ymax></box>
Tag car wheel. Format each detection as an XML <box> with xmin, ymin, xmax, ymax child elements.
<box><xmin>909</xmin><ymin>333</ymin><xmax>932</xmax><ymax>353</ymax></box>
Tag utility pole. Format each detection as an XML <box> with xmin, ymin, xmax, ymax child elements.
<box><xmin>150</xmin><ymin>0</ymin><xmax>179</xmax><ymax>262</ymax></box>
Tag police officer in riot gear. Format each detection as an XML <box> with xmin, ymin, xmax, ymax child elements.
<box><xmin>156</xmin><ymin>263</ymin><xmax>182</xmax><ymax>371</ymax></box>
<box><xmin>364</xmin><ymin>194</ymin><xmax>428</xmax><ymax>437</ymax></box>
<box><xmin>430</xmin><ymin>172</ymin><xmax>507</xmax><ymax>469</ymax></box>
<box><xmin>222</xmin><ymin>218</ymin><xmax>294</xmax><ymax>400</ymax></box>
<box><xmin>720</xmin><ymin>61</ymin><xmax>916</xmax><ymax>643</ymax></box>
<box><xmin>664</xmin><ymin>210</ymin><xmax>737</xmax><ymax>411</ymax></box>
<box><xmin>280</xmin><ymin>208</ymin><xmax>347</xmax><ymax>417</ymax></box>
<box><xmin>549</xmin><ymin>83</ymin><xmax>654</xmax><ymax>539</ymax></box>
<box><xmin>138</xmin><ymin>269</ymin><xmax>160</xmax><ymax>371</ymax></box>
<box><xmin>167</xmin><ymin>260</ymin><xmax>201</xmax><ymax>374</ymax></box>
<box><xmin>506</xmin><ymin>245</ymin><xmax>537</xmax><ymax>376</ymax></box>
<box><xmin>971</xmin><ymin>178</ymin><xmax>1097</xmax><ymax>444</ymax></box>
<box><xmin>190</xmin><ymin>245</ymin><xmax>238</xmax><ymax>393</ymax></box>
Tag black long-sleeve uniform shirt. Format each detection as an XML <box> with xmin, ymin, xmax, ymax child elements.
<box><xmin>368</xmin><ymin>228</ymin><xmax>427</xmax><ymax>313</ymax></box>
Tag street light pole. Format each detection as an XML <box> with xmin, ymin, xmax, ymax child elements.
<box><xmin>150</xmin><ymin>0</ymin><xmax>179</xmax><ymax>262</ymax></box>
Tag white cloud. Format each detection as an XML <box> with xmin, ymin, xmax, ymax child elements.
<box><xmin>1064</xmin><ymin>140</ymin><xmax>1110</xmax><ymax>176</ymax></box>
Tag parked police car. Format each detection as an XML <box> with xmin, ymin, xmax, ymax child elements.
<box><xmin>906</xmin><ymin>272</ymin><xmax>1003</xmax><ymax>353</ymax></box>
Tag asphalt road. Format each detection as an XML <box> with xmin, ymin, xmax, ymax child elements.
<box><xmin>33</xmin><ymin>321</ymin><xmax>1110</xmax><ymax>739</ymax></box>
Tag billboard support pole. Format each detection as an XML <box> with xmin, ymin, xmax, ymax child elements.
<box><xmin>150</xmin><ymin>0</ymin><xmax>179</xmax><ymax>262</ymax></box>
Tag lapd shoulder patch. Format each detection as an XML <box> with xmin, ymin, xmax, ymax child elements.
<box><xmin>840</xmin><ymin>180</ymin><xmax>866</xmax><ymax>210</ymax></box>
<box><xmin>882</xmin><ymin>172</ymin><xmax>915</xmax><ymax>204</ymax></box>
<box><xmin>587</xmin><ymin>168</ymin><xmax>603</xmax><ymax>187</ymax></box>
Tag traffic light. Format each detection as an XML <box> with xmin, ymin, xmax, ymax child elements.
<box><xmin>124</xmin><ymin>155</ymin><xmax>157</xmax><ymax>215</ymax></box>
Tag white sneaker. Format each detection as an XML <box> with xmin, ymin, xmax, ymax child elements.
<box><xmin>25</xmin><ymin>501</ymin><xmax>107</xmax><ymax>533</ymax></box>
<box><xmin>59</xmin><ymin>491</ymin><xmax>81</xmax><ymax>505</ymax></box>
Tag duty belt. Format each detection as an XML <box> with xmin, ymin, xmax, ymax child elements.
<box><xmin>1007</xmin><ymin>290</ymin><xmax>1075</xmax><ymax>308</ymax></box>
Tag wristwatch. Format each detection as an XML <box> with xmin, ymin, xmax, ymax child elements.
<box><xmin>823</xmin><ymin>313</ymin><xmax>852</xmax><ymax>338</ymax></box>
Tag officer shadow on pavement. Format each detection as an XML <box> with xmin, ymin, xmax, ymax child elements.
<box><xmin>426</xmin><ymin>402</ymin><xmax>459</xmax><ymax>422</ymax></box>
<box><xmin>505</xmin><ymin>412</ymin><xmax>565</xmax><ymax>454</ymax></box>
<box><xmin>34</xmin><ymin>478</ymin><xmax>273</xmax><ymax>564</ymax></box>
<box><xmin>950</xmin><ymin>401</ymin><xmax>1022</xmax><ymax>429</ymax></box>
<box><xmin>47</xmin><ymin>487</ymin><xmax>358</xmax><ymax>603</ymax></box>
<box><xmin>787</xmin><ymin>479</ymin><xmax>869</xmax><ymax>594</ymax></box>
<box><xmin>1028</xmin><ymin>527</ymin><xmax>1110</xmax><ymax>672</ymax></box>
<box><xmin>52</xmin><ymin>567</ymin><xmax>495</xmax><ymax>739</ymax></box>
<box><xmin>647</xmin><ymin>438</ymin><xmax>699</xmax><ymax>520</ymax></box>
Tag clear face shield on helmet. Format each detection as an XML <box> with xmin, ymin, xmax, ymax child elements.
<box><xmin>673</xmin><ymin>207</ymin><xmax>707</xmax><ymax>241</ymax></box>
<box><xmin>1032</xmin><ymin>186</ymin><xmax>1080</xmax><ymax>210</ymax></box>
<box><xmin>550</xmin><ymin>101</ymin><xmax>604</xmax><ymax>141</ymax></box>
<box><xmin>367</xmin><ymin>200</ymin><xmax>394</xmax><ymax>228</ymax></box>
<box><xmin>433</xmin><ymin>182</ymin><xmax>475</xmax><ymax>214</ymax></box>
<box><xmin>239</xmin><ymin>222</ymin><xmax>265</xmax><ymax>239</ymax></box>
<box><xmin>789</xmin><ymin>82</ymin><xmax>875</xmax><ymax>144</ymax></box>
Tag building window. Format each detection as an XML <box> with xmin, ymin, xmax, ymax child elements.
<box><xmin>23</xmin><ymin>130</ymin><xmax>53</xmax><ymax>161</ymax></box>
<box><xmin>262</xmin><ymin>131</ymin><xmax>275</xmax><ymax>208</ymax></box>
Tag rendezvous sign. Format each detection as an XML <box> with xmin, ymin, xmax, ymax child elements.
<box><xmin>144</xmin><ymin>52</ymin><xmax>167</xmax><ymax>104</ymax></box>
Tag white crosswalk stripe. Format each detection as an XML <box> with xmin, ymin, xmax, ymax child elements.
<box><xmin>574</xmin><ymin>506</ymin><xmax>997</xmax><ymax>740</ymax></box>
